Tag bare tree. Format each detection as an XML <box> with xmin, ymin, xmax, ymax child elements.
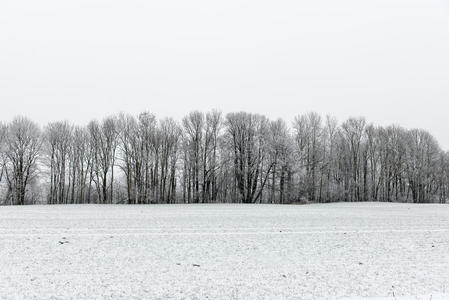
<box><xmin>2</xmin><ymin>117</ymin><xmax>42</xmax><ymax>205</ymax></box>
<box><xmin>71</xmin><ymin>126</ymin><xmax>92</xmax><ymax>204</ymax></box>
<box><xmin>225</xmin><ymin>112</ymin><xmax>273</xmax><ymax>203</ymax></box>
<box><xmin>182</xmin><ymin>111</ymin><xmax>204</xmax><ymax>203</ymax></box>
<box><xmin>203</xmin><ymin>111</ymin><xmax>223</xmax><ymax>203</ymax></box>
<box><xmin>87</xmin><ymin>117</ymin><xmax>118</xmax><ymax>204</ymax></box>
<box><xmin>44</xmin><ymin>121</ymin><xmax>73</xmax><ymax>204</ymax></box>
<box><xmin>158</xmin><ymin>118</ymin><xmax>181</xmax><ymax>203</ymax></box>
<box><xmin>266</xmin><ymin>118</ymin><xmax>291</xmax><ymax>203</ymax></box>
<box><xmin>293</xmin><ymin>113</ymin><xmax>323</xmax><ymax>202</ymax></box>
<box><xmin>404</xmin><ymin>129</ymin><xmax>439</xmax><ymax>203</ymax></box>
<box><xmin>117</xmin><ymin>113</ymin><xmax>138</xmax><ymax>204</ymax></box>
<box><xmin>341</xmin><ymin>117</ymin><xmax>366</xmax><ymax>202</ymax></box>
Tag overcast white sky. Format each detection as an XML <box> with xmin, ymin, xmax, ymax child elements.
<box><xmin>1</xmin><ymin>0</ymin><xmax>449</xmax><ymax>148</ymax></box>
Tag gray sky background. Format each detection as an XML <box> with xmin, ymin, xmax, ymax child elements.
<box><xmin>1</xmin><ymin>0</ymin><xmax>449</xmax><ymax>148</ymax></box>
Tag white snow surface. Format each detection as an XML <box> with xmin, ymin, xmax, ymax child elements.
<box><xmin>0</xmin><ymin>202</ymin><xmax>449</xmax><ymax>299</ymax></box>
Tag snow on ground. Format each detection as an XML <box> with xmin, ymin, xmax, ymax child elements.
<box><xmin>0</xmin><ymin>203</ymin><xmax>449</xmax><ymax>299</ymax></box>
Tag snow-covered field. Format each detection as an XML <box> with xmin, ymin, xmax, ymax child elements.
<box><xmin>1</xmin><ymin>203</ymin><xmax>449</xmax><ymax>299</ymax></box>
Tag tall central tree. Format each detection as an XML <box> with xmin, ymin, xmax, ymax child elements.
<box><xmin>226</xmin><ymin>112</ymin><xmax>273</xmax><ymax>203</ymax></box>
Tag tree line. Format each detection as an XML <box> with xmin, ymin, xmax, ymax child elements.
<box><xmin>0</xmin><ymin>111</ymin><xmax>448</xmax><ymax>205</ymax></box>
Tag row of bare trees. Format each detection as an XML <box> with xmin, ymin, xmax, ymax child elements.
<box><xmin>1</xmin><ymin>111</ymin><xmax>448</xmax><ymax>205</ymax></box>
